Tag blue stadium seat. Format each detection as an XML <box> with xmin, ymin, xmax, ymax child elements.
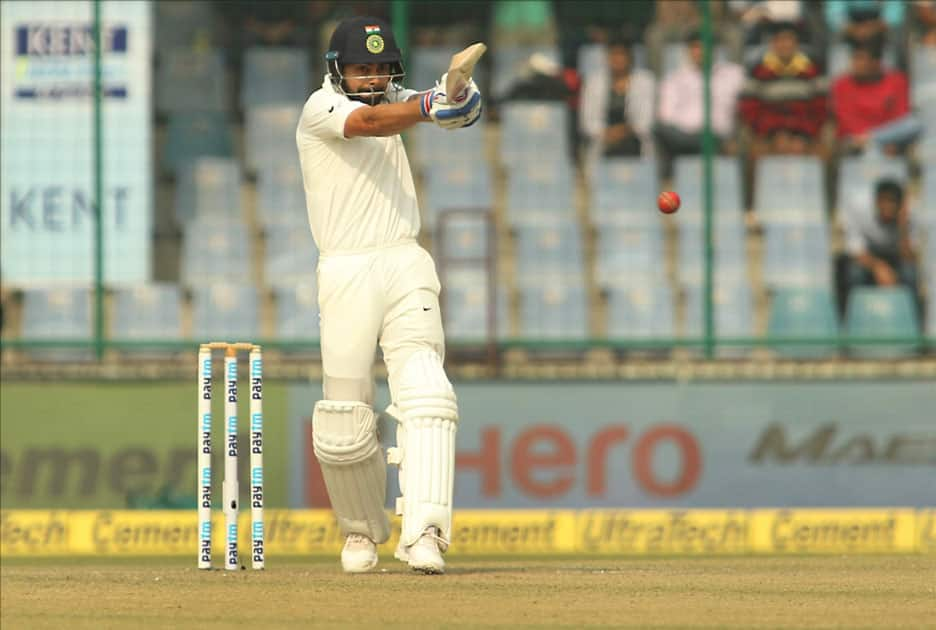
<box><xmin>436</xmin><ymin>213</ymin><xmax>492</xmax><ymax>262</ymax></box>
<box><xmin>264</xmin><ymin>223</ymin><xmax>318</xmax><ymax>285</ymax></box>
<box><xmin>492</xmin><ymin>46</ymin><xmax>560</xmax><ymax>99</ymax></box>
<box><xmin>111</xmin><ymin>284</ymin><xmax>183</xmax><ymax>342</ymax></box>
<box><xmin>181</xmin><ymin>219</ymin><xmax>251</xmax><ymax>285</ymax></box>
<box><xmin>408</xmin><ymin>120</ymin><xmax>486</xmax><ymax>171</ymax></box>
<box><xmin>761</xmin><ymin>221</ymin><xmax>832</xmax><ymax>289</ymax></box>
<box><xmin>514</xmin><ymin>218</ymin><xmax>583</xmax><ymax>285</ymax></box>
<box><xmin>442</xmin><ymin>269</ymin><xmax>509</xmax><ymax>342</ymax></box>
<box><xmin>755</xmin><ymin>156</ymin><xmax>825</xmax><ymax>222</ymax></box>
<box><xmin>245</xmin><ymin>105</ymin><xmax>302</xmax><ymax>174</ymax></box>
<box><xmin>845</xmin><ymin>286</ymin><xmax>921</xmax><ymax>358</ymax></box>
<box><xmin>500</xmin><ymin>101</ymin><xmax>569</xmax><ymax>163</ymax></box>
<box><xmin>912</xmin><ymin>45</ymin><xmax>936</xmax><ymax>107</ymax></box>
<box><xmin>191</xmin><ymin>283</ymin><xmax>260</xmax><ymax>341</ymax></box>
<box><xmin>20</xmin><ymin>287</ymin><xmax>92</xmax><ymax>361</ymax></box>
<box><xmin>589</xmin><ymin>158</ymin><xmax>658</xmax><ymax>225</ymax></box>
<box><xmin>606</xmin><ymin>283</ymin><xmax>675</xmax><ymax>341</ymax></box>
<box><xmin>595</xmin><ymin>222</ymin><xmax>666</xmax><ymax>288</ymax></box>
<box><xmin>273</xmin><ymin>280</ymin><xmax>320</xmax><ymax>342</ymax></box>
<box><xmin>505</xmin><ymin>162</ymin><xmax>575</xmax><ymax>225</ymax></box>
<box><xmin>518</xmin><ymin>280</ymin><xmax>588</xmax><ymax>340</ymax></box>
<box><xmin>241</xmin><ymin>47</ymin><xmax>310</xmax><ymax>109</ymax></box>
<box><xmin>767</xmin><ymin>287</ymin><xmax>839</xmax><ymax>358</ymax></box>
<box><xmin>677</xmin><ymin>219</ymin><xmax>748</xmax><ymax>286</ymax></box>
<box><xmin>684</xmin><ymin>282</ymin><xmax>756</xmax><ymax>354</ymax></box>
<box><xmin>837</xmin><ymin>156</ymin><xmax>908</xmax><ymax>215</ymax></box>
<box><xmin>256</xmin><ymin>162</ymin><xmax>307</xmax><ymax>229</ymax></box>
<box><xmin>673</xmin><ymin>156</ymin><xmax>743</xmax><ymax>222</ymax></box>
<box><xmin>409</xmin><ymin>46</ymin><xmax>459</xmax><ymax>89</ymax></box>
<box><xmin>422</xmin><ymin>161</ymin><xmax>493</xmax><ymax>229</ymax></box>
<box><xmin>162</xmin><ymin>112</ymin><xmax>234</xmax><ymax>175</ymax></box>
<box><xmin>156</xmin><ymin>50</ymin><xmax>228</xmax><ymax>114</ymax></box>
<box><xmin>174</xmin><ymin>158</ymin><xmax>243</xmax><ymax>225</ymax></box>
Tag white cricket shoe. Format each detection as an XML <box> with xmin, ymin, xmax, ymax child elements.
<box><xmin>341</xmin><ymin>533</ymin><xmax>378</xmax><ymax>573</ymax></box>
<box><xmin>394</xmin><ymin>527</ymin><xmax>446</xmax><ymax>574</ymax></box>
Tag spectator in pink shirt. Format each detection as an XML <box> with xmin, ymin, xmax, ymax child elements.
<box><xmin>654</xmin><ymin>31</ymin><xmax>744</xmax><ymax>178</ymax></box>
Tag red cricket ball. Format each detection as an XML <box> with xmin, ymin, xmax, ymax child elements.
<box><xmin>657</xmin><ymin>191</ymin><xmax>681</xmax><ymax>214</ymax></box>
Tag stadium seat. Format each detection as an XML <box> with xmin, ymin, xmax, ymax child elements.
<box><xmin>684</xmin><ymin>282</ymin><xmax>756</xmax><ymax>354</ymax></box>
<box><xmin>408</xmin><ymin>119</ymin><xmax>486</xmax><ymax>171</ymax></box>
<box><xmin>191</xmin><ymin>283</ymin><xmax>260</xmax><ymax>341</ymax></box>
<box><xmin>435</xmin><ymin>213</ymin><xmax>493</xmax><ymax>262</ymax></box>
<box><xmin>845</xmin><ymin>286</ymin><xmax>921</xmax><ymax>358</ymax></box>
<box><xmin>111</xmin><ymin>284</ymin><xmax>183</xmax><ymax>342</ymax></box>
<box><xmin>514</xmin><ymin>218</ymin><xmax>584</xmax><ymax>285</ymax></box>
<box><xmin>174</xmin><ymin>158</ymin><xmax>243</xmax><ymax>225</ymax></box>
<box><xmin>677</xmin><ymin>219</ymin><xmax>748</xmax><ymax>286</ymax></box>
<box><xmin>241</xmin><ymin>47</ymin><xmax>310</xmax><ymax>109</ymax></box>
<box><xmin>499</xmin><ymin>101</ymin><xmax>569</xmax><ymax>163</ymax></box>
<box><xmin>256</xmin><ymin>162</ymin><xmax>307</xmax><ymax>229</ymax></box>
<box><xmin>156</xmin><ymin>49</ymin><xmax>228</xmax><ymax>114</ymax></box>
<box><xmin>181</xmin><ymin>219</ymin><xmax>251</xmax><ymax>285</ymax></box>
<box><xmin>911</xmin><ymin>45</ymin><xmax>936</xmax><ymax>107</ymax></box>
<box><xmin>761</xmin><ymin>222</ymin><xmax>832</xmax><ymax>289</ymax></box>
<box><xmin>505</xmin><ymin>162</ymin><xmax>575</xmax><ymax>225</ymax></box>
<box><xmin>264</xmin><ymin>223</ymin><xmax>318</xmax><ymax>285</ymax></box>
<box><xmin>767</xmin><ymin>287</ymin><xmax>839</xmax><ymax>358</ymax></box>
<box><xmin>518</xmin><ymin>280</ymin><xmax>588</xmax><ymax>341</ymax></box>
<box><xmin>605</xmin><ymin>282</ymin><xmax>675</xmax><ymax>342</ymax></box>
<box><xmin>492</xmin><ymin>45</ymin><xmax>560</xmax><ymax>99</ymax></box>
<box><xmin>422</xmin><ymin>161</ymin><xmax>493</xmax><ymax>229</ymax></box>
<box><xmin>21</xmin><ymin>287</ymin><xmax>91</xmax><ymax>341</ymax></box>
<box><xmin>273</xmin><ymin>280</ymin><xmax>320</xmax><ymax>342</ymax></box>
<box><xmin>162</xmin><ymin>112</ymin><xmax>234</xmax><ymax>175</ymax></box>
<box><xmin>409</xmin><ymin>46</ymin><xmax>459</xmax><ymax>89</ymax></box>
<box><xmin>754</xmin><ymin>156</ymin><xmax>825</xmax><ymax>222</ymax></box>
<box><xmin>442</xmin><ymin>269</ymin><xmax>509</xmax><ymax>342</ymax></box>
<box><xmin>245</xmin><ymin>105</ymin><xmax>302</xmax><ymax>174</ymax></box>
<box><xmin>837</xmin><ymin>156</ymin><xmax>908</xmax><ymax>215</ymax></box>
<box><xmin>595</xmin><ymin>222</ymin><xmax>666</xmax><ymax>288</ymax></box>
<box><xmin>589</xmin><ymin>158</ymin><xmax>659</xmax><ymax>225</ymax></box>
<box><xmin>673</xmin><ymin>156</ymin><xmax>743</xmax><ymax>222</ymax></box>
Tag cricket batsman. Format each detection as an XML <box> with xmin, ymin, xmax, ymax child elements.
<box><xmin>295</xmin><ymin>16</ymin><xmax>481</xmax><ymax>574</ymax></box>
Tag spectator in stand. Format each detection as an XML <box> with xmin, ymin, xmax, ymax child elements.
<box><xmin>579</xmin><ymin>38</ymin><xmax>655</xmax><ymax>163</ymax></box>
<box><xmin>842</xmin><ymin>179</ymin><xmax>920</xmax><ymax>311</ymax></box>
<box><xmin>226</xmin><ymin>1</ymin><xmax>315</xmax><ymax>48</ymax></box>
<box><xmin>654</xmin><ymin>30</ymin><xmax>744</xmax><ymax>177</ymax></box>
<box><xmin>739</xmin><ymin>20</ymin><xmax>827</xmax><ymax>156</ymax></box>
<box><xmin>831</xmin><ymin>38</ymin><xmax>921</xmax><ymax>156</ymax></box>
<box><xmin>914</xmin><ymin>0</ymin><xmax>936</xmax><ymax>46</ymax></box>
<box><xmin>644</xmin><ymin>0</ymin><xmax>743</xmax><ymax>76</ymax></box>
<box><xmin>825</xmin><ymin>0</ymin><xmax>904</xmax><ymax>43</ymax></box>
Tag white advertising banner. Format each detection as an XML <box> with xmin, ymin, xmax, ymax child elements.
<box><xmin>0</xmin><ymin>0</ymin><xmax>152</xmax><ymax>283</ymax></box>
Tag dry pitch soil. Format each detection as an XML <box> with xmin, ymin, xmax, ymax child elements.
<box><xmin>2</xmin><ymin>555</ymin><xmax>934</xmax><ymax>629</ymax></box>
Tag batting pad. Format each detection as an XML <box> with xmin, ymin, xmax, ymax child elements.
<box><xmin>312</xmin><ymin>401</ymin><xmax>390</xmax><ymax>544</ymax></box>
<box><xmin>386</xmin><ymin>350</ymin><xmax>459</xmax><ymax>547</ymax></box>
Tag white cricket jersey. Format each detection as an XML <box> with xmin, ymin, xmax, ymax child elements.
<box><xmin>296</xmin><ymin>76</ymin><xmax>422</xmax><ymax>255</ymax></box>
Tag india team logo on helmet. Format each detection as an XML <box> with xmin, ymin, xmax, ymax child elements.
<box><xmin>364</xmin><ymin>25</ymin><xmax>384</xmax><ymax>54</ymax></box>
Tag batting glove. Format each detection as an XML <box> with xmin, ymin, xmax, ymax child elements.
<box><xmin>420</xmin><ymin>77</ymin><xmax>483</xmax><ymax>130</ymax></box>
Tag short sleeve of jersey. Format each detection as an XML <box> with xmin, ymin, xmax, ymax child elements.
<box><xmin>299</xmin><ymin>89</ymin><xmax>365</xmax><ymax>141</ymax></box>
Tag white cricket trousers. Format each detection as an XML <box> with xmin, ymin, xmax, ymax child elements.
<box><xmin>316</xmin><ymin>239</ymin><xmax>445</xmax><ymax>404</ymax></box>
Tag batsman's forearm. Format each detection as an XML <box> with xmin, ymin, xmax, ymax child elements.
<box><xmin>357</xmin><ymin>98</ymin><xmax>428</xmax><ymax>136</ymax></box>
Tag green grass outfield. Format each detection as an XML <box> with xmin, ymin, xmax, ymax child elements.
<box><xmin>2</xmin><ymin>555</ymin><xmax>934</xmax><ymax>629</ymax></box>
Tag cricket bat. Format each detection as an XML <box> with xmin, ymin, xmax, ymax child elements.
<box><xmin>445</xmin><ymin>42</ymin><xmax>486</xmax><ymax>105</ymax></box>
